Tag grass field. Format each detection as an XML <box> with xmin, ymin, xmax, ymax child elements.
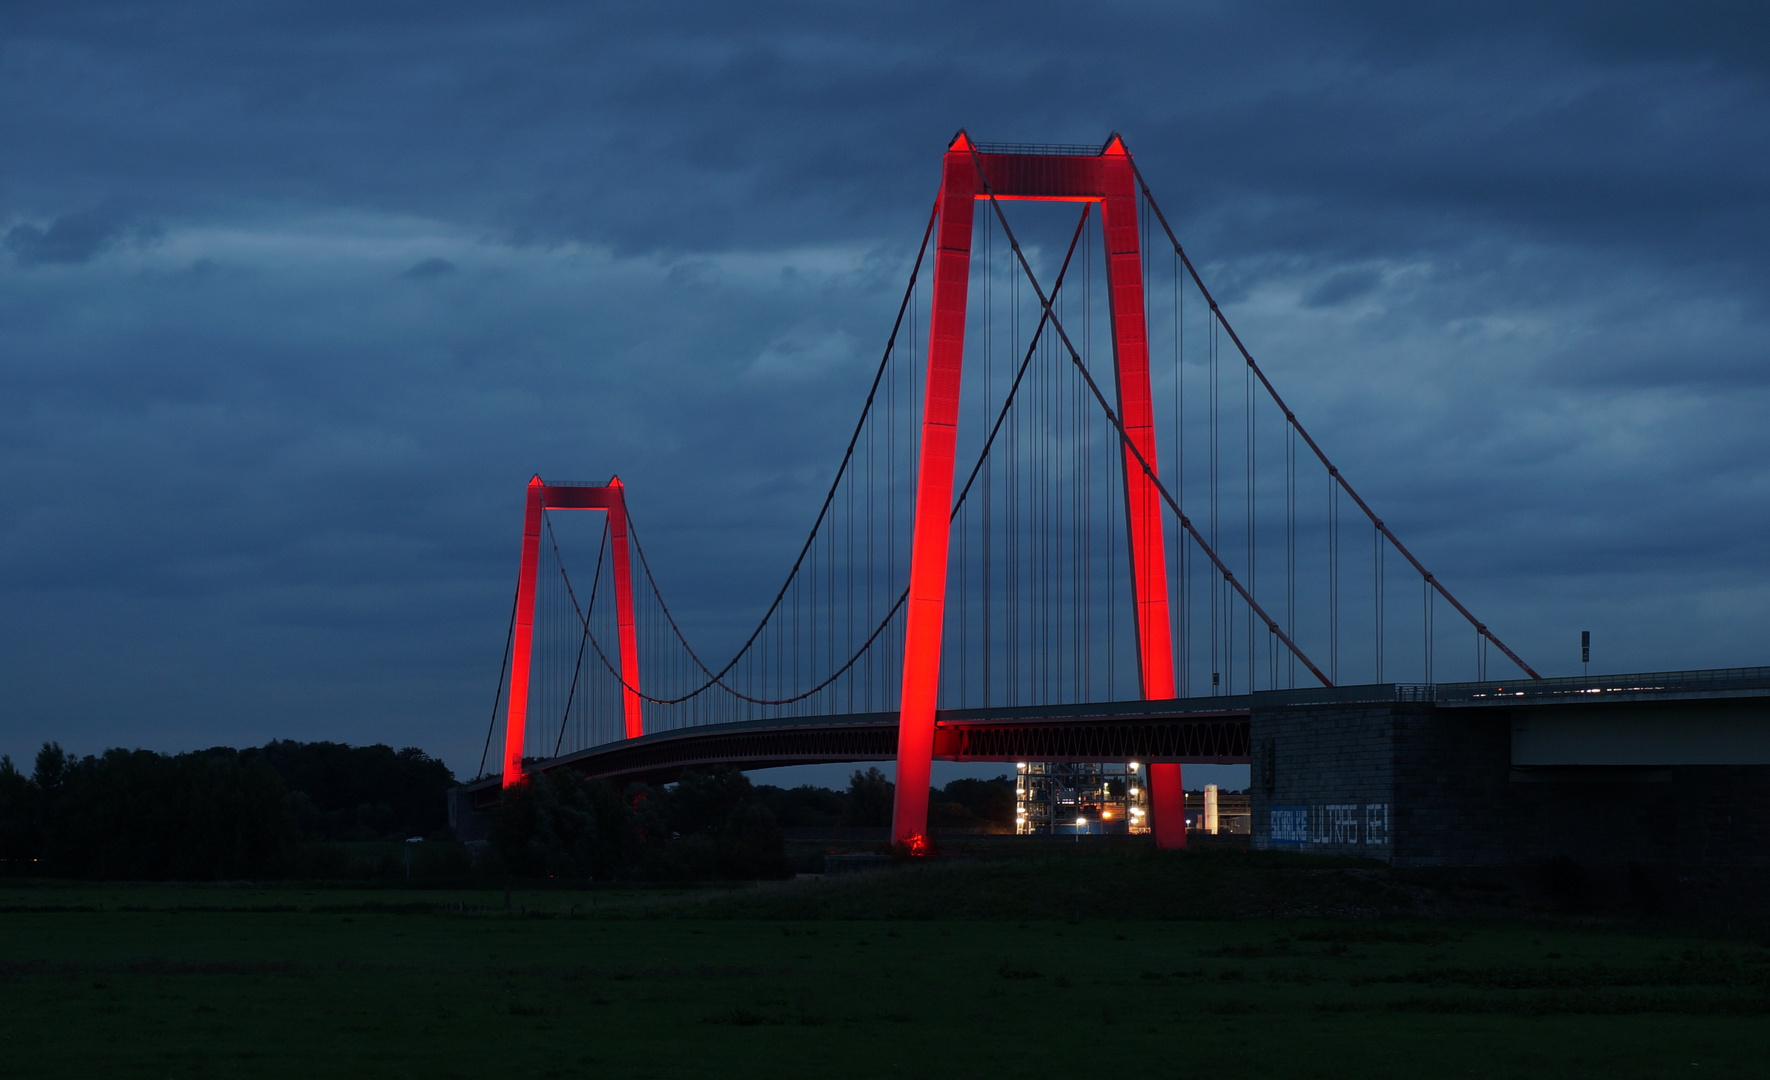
<box><xmin>3</xmin><ymin>851</ymin><xmax>1768</xmax><ymax>1079</ymax></box>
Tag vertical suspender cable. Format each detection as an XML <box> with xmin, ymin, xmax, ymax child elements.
<box><xmin>1172</xmin><ymin>228</ymin><xmax>1185</xmax><ymax>697</ymax></box>
<box><xmin>1375</xmin><ymin>524</ymin><xmax>1385</xmax><ymax>683</ymax></box>
<box><xmin>553</xmin><ymin>518</ymin><xmax>609</xmax><ymax>755</ymax></box>
<box><xmin>1132</xmin><ymin>165</ymin><xmax>1538</xmax><ymax>681</ymax></box>
<box><xmin>1071</xmin><ymin>281</ymin><xmax>1083</xmax><ymax>701</ymax></box>
<box><xmin>1012</xmin><ymin>245</ymin><xmax>1021</xmax><ymax>703</ymax></box>
<box><xmin>1246</xmin><ymin>350</ymin><xmax>1256</xmax><ymax>692</ymax></box>
<box><xmin>866</xmin><ymin>336</ymin><xmax>875</xmax><ymax>711</ymax></box>
<box><xmin>983</xmin><ymin>213</ymin><xmax>993</xmax><ymax>707</ymax></box>
<box><xmin>849</xmin><ymin>419</ymin><xmax>858</xmax><ymax>712</ymax></box>
<box><xmin>1330</xmin><ymin>473</ymin><xmax>1339</xmax><ymax>684</ymax></box>
<box><xmin>1037</xmin><ymin>295</ymin><xmax>1047</xmax><ymax>703</ymax></box>
<box><xmin>1424</xmin><ymin>574</ymin><xmax>1434</xmax><ymax>684</ymax></box>
<box><xmin>1209</xmin><ymin>317</ymin><xmax>1219</xmax><ymax>692</ymax></box>
<box><xmin>1080</xmin><ymin>256</ymin><xmax>1092</xmax><ymax>703</ymax></box>
<box><xmin>477</xmin><ymin>580</ymin><xmax>520</xmax><ymax>780</ymax></box>
<box><xmin>1286</xmin><ymin>422</ymin><xmax>1295</xmax><ymax>689</ymax></box>
<box><xmin>1092</xmin><ymin>217</ymin><xmax>1112</xmax><ymax>698</ymax></box>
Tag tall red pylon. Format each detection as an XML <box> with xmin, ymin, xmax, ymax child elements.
<box><xmin>893</xmin><ymin>133</ymin><xmax>1185</xmax><ymax>850</ymax></box>
<box><xmin>501</xmin><ymin>476</ymin><xmax>642</xmax><ymax>788</ymax></box>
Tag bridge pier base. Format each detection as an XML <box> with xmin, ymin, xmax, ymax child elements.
<box><xmin>1149</xmin><ymin>763</ymin><xmax>1187</xmax><ymax>849</ymax></box>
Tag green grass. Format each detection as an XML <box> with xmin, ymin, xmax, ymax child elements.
<box><xmin>3</xmin><ymin>853</ymin><xmax>1768</xmax><ymax>1079</ymax></box>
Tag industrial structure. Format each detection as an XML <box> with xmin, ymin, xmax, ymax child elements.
<box><xmin>1014</xmin><ymin>761</ymin><xmax>1151</xmax><ymax>836</ymax></box>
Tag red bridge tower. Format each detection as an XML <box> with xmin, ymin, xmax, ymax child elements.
<box><xmin>893</xmin><ymin>133</ymin><xmax>1185</xmax><ymax>850</ymax></box>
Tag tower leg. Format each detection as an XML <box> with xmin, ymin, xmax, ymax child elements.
<box><xmin>890</xmin><ymin>135</ymin><xmax>1183</xmax><ymax>849</ymax></box>
<box><xmin>890</xmin><ymin>135</ymin><xmax>979</xmax><ymax>848</ymax></box>
<box><xmin>501</xmin><ymin>476</ymin><xmax>546</xmax><ymax>788</ymax></box>
<box><xmin>1099</xmin><ymin>141</ymin><xmax>1184</xmax><ymax>849</ymax></box>
<box><xmin>605</xmin><ymin>478</ymin><xmax>644</xmax><ymax>739</ymax></box>
<box><xmin>1149</xmin><ymin>763</ymin><xmax>1186</xmax><ymax>849</ymax></box>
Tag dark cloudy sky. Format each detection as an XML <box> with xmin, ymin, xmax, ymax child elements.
<box><xmin>4</xmin><ymin>2</ymin><xmax>1768</xmax><ymax>780</ymax></box>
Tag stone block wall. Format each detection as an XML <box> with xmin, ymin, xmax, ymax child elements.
<box><xmin>1250</xmin><ymin>704</ymin><xmax>1400</xmax><ymax>860</ymax></box>
<box><xmin>1391</xmin><ymin>705</ymin><xmax>1680</xmax><ymax>865</ymax></box>
<box><xmin>1677</xmin><ymin>766</ymin><xmax>1770</xmax><ymax>865</ymax></box>
<box><xmin>1252</xmin><ymin>700</ymin><xmax>1770</xmax><ymax>866</ymax></box>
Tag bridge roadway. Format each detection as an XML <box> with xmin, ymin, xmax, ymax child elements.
<box><xmin>462</xmin><ymin>668</ymin><xmax>1770</xmax><ymax>815</ymax></box>
<box><xmin>463</xmin><ymin>694</ymin><xmax>1260</xmax><ymax>811</ymax></box>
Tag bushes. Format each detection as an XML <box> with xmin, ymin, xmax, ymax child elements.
<box><xmin>0</xmin><ymin>738</ymin><xmax>1009</xmax><ymax>882</ymax></box>
<box><xmin>753</xmin><ymin>783</ymin><xmax>847</xmax><ymax>828</ymax></box>
<box><xmin>758</xmin><ymin>769</ymin><xmax>1014</xmax><ymax>832</ymax></box>
<box><xmin>2</xmin><ymin>744</ymin><xmax>298</xmax><ymax>879</ymax></box>
<box><xmin>0</xmin><ymin>738</ymin><xmax>460</xmax><ymax>880</ymax></box>
<box><xmin>490</xmin><ymin>767</ymin><xmax>792</xmax><ymax>881</ymax></box>
<box><xmin>843</xmin><ymin>767</ymin><xmax>894</xmax><ymax>826</ymax></box>
<box><xmin>930</xmin><ymin>777</ymin><xmax>1015</xmax><ymax>831</ymax></box>
<box><xmin>490</xmin><ymin>769</ymin><xmax>635</xmax><ymax>878</ymax></box>
<box><xmin>236</xmin><ymin>740</ymin><xmax>455</xmax><ymax>841</ymax></box>
<box><xmin>660</xmin><ymin>769</ymin><xmax>793</xmax><ymax>880</ymax></box>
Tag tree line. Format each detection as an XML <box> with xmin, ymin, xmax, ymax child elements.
<box><xmin>491</xmin><ymin>767</ymin><xmax>1015</xmax><ymax>881</ymax></box>
<box><xmin>0</xmin><ymin>740</ymin><xmax>455</xmax><ymax>878</ymax></box>
<box><xmin>0</xmin><ymin>738</ymin><xmax>1014</xmax><ymax>881</ymax></box>
<box><xmin>753</xmin><ymin>767</ymin><xmax>1014</xmax><ymax>831</ymax></box>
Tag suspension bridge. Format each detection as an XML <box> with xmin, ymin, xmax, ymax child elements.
<box><xmin>459</xmin><ymin>131</ymin><xmax>1561</xmax><ymax>853</ymax></box>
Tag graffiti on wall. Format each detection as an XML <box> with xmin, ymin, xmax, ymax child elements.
<box><xmin>1266</xmin><ymin>803</ymin><xmax>1389</xmax><ymax>848</ymax></box>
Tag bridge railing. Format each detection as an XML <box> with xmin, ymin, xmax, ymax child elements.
<box><xmin>1421</xmin><ymin>666</ymin><xmax>1770</xmax><ymax>705</ymax></box>
<box><xmin>1228</xmin><ymin>666</ymin><xmax>1770</xmax><ymax>708</ymax></box>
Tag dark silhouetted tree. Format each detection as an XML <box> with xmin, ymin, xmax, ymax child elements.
<box><xmin>0</xmin><ymin>756</ymin><xmax>35</xmax><ymax>871</ymax></box>
<box><xmin>236</xmin><ymin>740</ymin><xmax>455</xmax><ymax>841</ymax></box>
<box><xmin>933</xmin><ymin>777</ymin><xmax>1015</xmax><ymax>831</ymax></box>
<box><xmin>753</xmin><ymin>783</ymin><xmax>846</xmax><ymax>827</ymax></box>
<box><xmin>490</xmin><ymin>770</ymin><xmax>627</xmax><ymax>879</ymax></box>
<box><xmin>653</xmin><ymin>768</ymin><xmax>791</xmax><ymax>880</ymax></box>
<box><xmin>32</xmin><ymin>744</ymin><xmax>297</xmax><ymax>879</ymax></box>
<box><xmin>844</xmin><ymin>767</ymin><xmax>894</xmax><ymax>827</ymax></box>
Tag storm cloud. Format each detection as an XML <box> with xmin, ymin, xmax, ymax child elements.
<box><xmin>2</xmin><ymin>1</ymin><xmax>1767</xmax><ymax>774</ymax></box>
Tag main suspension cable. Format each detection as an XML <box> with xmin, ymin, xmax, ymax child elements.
<box><xmin>476</xmin><ymin>579</ymin><xmax>521</xmax><ymax>779</ymax></box>
<box><xmin>967</xmin><ymin>143</ymin><xmax>1333</xmax><ymax>687</ymax></box>
<box><xmin>621</xmin><ymin>194</ymin><xmax>944</xmax><ymax>696</ymax></box>
<box><xmin>1130</xmin><ymin>161</ymin><xmax>1539</xmax><ymax>680</ymax></box>
<box><xmin>563</xmin><ymin>205</ymin><xmax>1094</xmax><ymax>708</ymax></box>
<box><xmin>552</xmin><ymin>513</ymin><xmax>609</xmax><ymax>755</ymax></box>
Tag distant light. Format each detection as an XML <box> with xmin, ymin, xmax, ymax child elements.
<box><xmin>1017</xmin><ymin>762</ymin><xmax>1028</xmax><ymax>769</ymax></box>
<box><xmin>1101</xmin><ymin>810</ymin><xmax>1112</xmax><ymax>819</ymax></box>
<box><xmin>1075</xmin><ymin>816</ymin><xmax>1087</xmax><ymax>826</ymax></box>
<box><xmin>1128</xmin><ymin>762</ymin><xmax>1139</xmax><ymax>772</ymax></box>
<box><xmin>1129</xmin><ymin>786</ymin><xmax>1139</xmax><ymax>796</ymax></box>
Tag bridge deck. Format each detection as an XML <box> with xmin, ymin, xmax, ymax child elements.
<box><xmin>463</xmin><ymin>696</ymin><xmax>1259</xmax><ymax>809</ymax></box>
<box><xmin>461</xmin><ymin>667</ymin><xmax>1770</xmax><ymax>812</ymax></box>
